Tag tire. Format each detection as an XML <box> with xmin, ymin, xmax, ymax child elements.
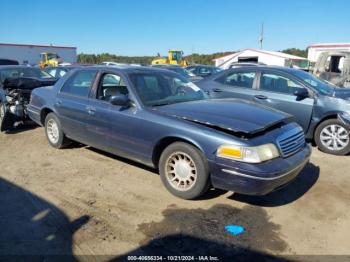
<box><xmin>315</xmin><ymin>118</ymin><xmax>350</xmax><ymax>155</ymax></box>
<box><xmin>44</xmin><ymin>113</ymin><xmax>70</xmax><ymax>149</ymax></box>
<box><xmin>0</xmin><ymin>102</ymin><xmax>5</xmax><ymax>131</ymax></box>
<box><xmin>159</xmin><ymin>142</ymin><xmax>210</xmax><ymax>199</ymax></box>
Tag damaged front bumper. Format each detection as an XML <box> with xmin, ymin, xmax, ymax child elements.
<box><xmin>209</xmin><ymin>143</ymin><xmax>311</xmax><ymax>195</ymax></box>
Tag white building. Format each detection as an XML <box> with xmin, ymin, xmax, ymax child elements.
<box><xmin>0</xmin><ymin>43</ymin><xmax>77</xmax><ymax>65</ymax></box>
<box><xmin>307</xmin><ymin>43</ymin><xmax>350</xmax><ymax>62</ymax></box>
<box><xmin>214</xmin><ymin>48</ymin><xmax>308</xmax><ymax>69</ymax></box>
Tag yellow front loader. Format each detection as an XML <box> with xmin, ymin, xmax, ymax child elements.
<box><xmin>39</xmin><ymin>52</ymin><xmax>61</xmax><ymax>69</ymax></box>
<box><xmin>151</xmin><ymin>50</ymin><xmax>189</xmax><ymax>67</ymax></box>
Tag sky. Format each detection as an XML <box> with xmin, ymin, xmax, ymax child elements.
<box><xmin>1</xmin><ymin>0</ymin><xmax>350</xmax><ymax>56</ymax></box>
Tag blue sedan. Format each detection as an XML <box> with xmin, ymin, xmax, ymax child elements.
<box><xmin>28</xmin><ymin>66</ymin><xmax>311</xmax><ymax>199</ymax></box>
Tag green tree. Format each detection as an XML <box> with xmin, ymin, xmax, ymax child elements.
<box><xmin>280</xmin><ymin>48</ymin><xmax>308</xmax><ymax>58</ymax></box>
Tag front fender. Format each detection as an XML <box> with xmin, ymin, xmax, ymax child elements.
<box><xmin>338</xmin><ymin>112</ymin><xmax>350</xmax><ymax>127</ymax></box>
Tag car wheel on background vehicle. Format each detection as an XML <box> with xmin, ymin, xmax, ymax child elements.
<box><xmin>0</xmin><ymin>102</ymin><xmax>5</xmax><ymax>130</ymax></box>
<box><xmin>44</xmin><ymin>113</ymin><xmax>70</xmax><ymax>149</ymax></box>
<box><xmin>315</xmin><ymin>119</ymin><xmax>350</xmax><ymax>155</ymax></box>
<box><xmin>159</xmin><ymin>142</ymin><xmax>210</xmax><ymax>199</ymax></box>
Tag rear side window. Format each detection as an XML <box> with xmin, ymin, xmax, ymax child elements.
<box><xmin>61</xmin><ymin>70</ymin><xmax>97</xmax><ymax>97</ymax></box>
<box><xmin>260</xmin><ymin>73</ymin><xmax>303</xmax><ymax>95</ymax></box>
<box><xmin>216</xmin><ymin>71</ymin><xmax>256</xmax><ymax>89</ymax></box>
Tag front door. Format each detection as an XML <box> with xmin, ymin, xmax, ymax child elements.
<box><xmin>86</xmin><ymin>72</ymin><xmax>149</xmax><ymax>161</ymax></box>
<box><xmin>254</xmin><ymin>72</ymin><xmax>314</xmax><ymax>131</ymax></box>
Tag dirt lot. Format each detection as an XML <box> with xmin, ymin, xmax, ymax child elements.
<box><xmin>0</xmin><ymin>125</ymin><xmax>349</xmax><ymax>261</ymax></box>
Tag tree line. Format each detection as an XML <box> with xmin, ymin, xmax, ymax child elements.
<box><xmin>77</xmin><ymin>48</ymin><xmax>307</xmax><ymax>65</ymax></box>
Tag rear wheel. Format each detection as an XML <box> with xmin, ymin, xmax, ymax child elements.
<box><xmin>0</xmin><ymin>102</ymin><xmax>5</xmax><ymax>131</ymax></box>
<box><xmin>44</xmin><ymin>113</ymin><xmax>70</xmax><ymax>149</ymax></box>
<box><xmin>315</xmin><ymin>119</ymin><xmax>350</xmax><ymax>155</ymax></box>
<box><xmin>159</xmin><ymin>142</ymin><xmax>210</xmax><ymax>199</ymax></box>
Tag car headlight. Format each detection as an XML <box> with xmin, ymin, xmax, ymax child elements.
<box><xmin>217</xmin><ymin>143</ymin><xmax>279</xmax><ymax>163</ymax></box>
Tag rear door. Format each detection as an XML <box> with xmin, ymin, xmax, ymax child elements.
<box><xmin>209</xmin><ymin>69</ymin><xmax>258</xmax><ymax>101</ymax></box>
<box><xmin>55</xmin><ymin>69</ymin><xmax>97</xmax><ymax>143</ymax></box>
<box><xmin>253</xmin><ymin>71</ymin><xmax>314</xmax><ymax>131</ymax></box>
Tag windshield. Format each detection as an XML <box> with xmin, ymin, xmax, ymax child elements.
<box><xmin>128</xmin><ymin>72</ymin><xmax>208</xmax><ymax>107</ymax></box>
<box><xmin>293</xmin><ymin>70</ymin><xmax>335</xmax><ymax>95</ymax></box>
<box><xmin>0</xmin><ymin>67</ymin><xmax>53</xmax><ymax>84</ymax></box>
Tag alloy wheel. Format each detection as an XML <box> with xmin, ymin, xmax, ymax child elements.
<box><xmin>46</xmin><ymin>119</ymin><xmax>59</xmax><ymax>144</ymax></box>
<box><xmin>320</xmin><ymin>124</ymin><xmax>349</xmax><ymax>151</ymax></box>
<box><xmin>165</xmin><ymin>152</ymin><xmax>197</xmax><ymax>191</ymax></box>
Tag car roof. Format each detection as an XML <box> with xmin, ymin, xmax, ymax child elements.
<box><xmin>0</xmin><ymin>65</ymin><xmax>41</xmax><ymax>70</ymax></box>
<box><xmin>45</xmin><ymin>66</ymin><xmax>80</xmax><ymax>69</ymax></box>
<box><xmin>227</xmin><ymin>65</ymin><xmax>303</xmax><ymax>74</ymax></box>
<box><xmin>75</xmin><ymin>65</ymin><xmax>180</xmax><ymax>74</ymax></box>
<box><xmin>187</xmin><ymin>64</ymin><xmax>217</xmax><ymax>68</ymax></box>
<box><xmin>151</xmin><ymin>64</ymin><xmax>181</xmax><ymax>68</ymax></box>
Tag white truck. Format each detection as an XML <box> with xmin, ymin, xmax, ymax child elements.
<box><xmin>0</xmin><ymin>43</ymin><xmax>77</xmax><ymax>66</ymax></box>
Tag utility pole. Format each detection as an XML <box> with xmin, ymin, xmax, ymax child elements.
<box><xmin>259</xmin><ymin>22</ymin><xmax>264</xmax><ymax>50</ymax></box>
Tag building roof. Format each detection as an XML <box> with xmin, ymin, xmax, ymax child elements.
<box><xmin>213</xmin><ymin>48</ymin><xmax>307</xmax><ymax>61</ymax></box>
<box><xmin>308</xmin><ymin>43</ymin><xmax>350</xmax><ymax>48</ymax></box>
<box><xmin>0</xmin><ymin>42</ymin><xmax>76</xmax><ymax>49</ymax></box>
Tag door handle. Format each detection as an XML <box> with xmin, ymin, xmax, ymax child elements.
<box><xmin>212</xmin><ymin>88</ymin><xmax>223</xmax><ymax>93</ymax></box>
<box><xmin>254</xmin><ymin>95</ymin><xmax>268</xmax><ymax>100</ymax></box>
<box><xmin>55</xmin><ymin>100</ymin><xmax>62</xmax><ymax>107</ymax></box>
<box><xmin>86</xmin><ymin>106</ymin><xmax>96</xmax><ymax>115</ymax></box>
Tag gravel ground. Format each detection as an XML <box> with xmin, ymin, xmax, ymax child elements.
<box><xmin>0</xmin><ymin>125</ymin><xmax>349</xmax><ymax>261</ymax></box>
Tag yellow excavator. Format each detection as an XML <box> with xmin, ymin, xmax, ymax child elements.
<box><xmin>151</xmin><ymin>50</ymin><xmax>189</xmax><ymax>67</ymax></box>
<box><xmin>39</xmin><ymin>52</ymin><xmax>61</xmax><ymax>69</ymax></box>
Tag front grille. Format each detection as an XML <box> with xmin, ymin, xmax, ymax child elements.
<box><xmin>277</xmin><ymin>128</ymin><xmax>305</xmax><ymax>157</ymax></box>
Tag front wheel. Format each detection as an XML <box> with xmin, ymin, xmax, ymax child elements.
<box><xmin>159</xmin><ymin>142</ymin><xmax>210</xmax><ymax>199</ymax></box>
<box><xmin>315</xmin><ymin>119</ymin><xmax>350</xmax><ymax>155</ymax></box>
<box><xmin>44</xmin><ymin>113</ymin><xmax>71</xmax><ymax>149</ymax></box>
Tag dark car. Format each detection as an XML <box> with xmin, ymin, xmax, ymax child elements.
<box><xmin>0</xmin><ymin>66</ymin><xmax>57</xmax><ymax>131</ymax></box>
<box><xmin>186</xmin><ymin>65</ymin><xmax>222</xmax><ymax>78</ymax></box>
<box><xmin>0</xmin><ymin>59</ymin><xmax>19</xmax><ymax>65</ymax></box>
<box><xmin>197</xmin><ymin>66</ymin><xmax>350</xmax><ymax>155</ymax></box>
<box><xmin>28</xmin><ymin>66</ymin><xmax>310</xmax><ymax>199</ymax></box>
<box><xmin>151</xmin><ymin>64</ymin><xmax>203</xmax><ymax>82</ymax></box>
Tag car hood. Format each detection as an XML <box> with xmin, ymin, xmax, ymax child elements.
<box><xmin>153</xmin><ymin>99</ymin><xmax>293</xmax><ymax>135</ymax></box>
<box><xmin>2</xmin><ymin>77</ymin><xmax>57</xmax><ymax>91</ymax></box>
<box><xmin>333</xmin><ymin>88</ymin><xmax>350</xmax><ymax>100</ymax></box>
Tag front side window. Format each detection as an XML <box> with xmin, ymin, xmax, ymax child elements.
<box><xmin>292</xmin><ymin>70</ymin><xmax>334</xmax><ymax>95</ymax></box>
<box><xmin>61</xmin><ymin>70</ymin><xmax>97</xmax><ymax>97</ymax></box>
<box><xmin>128</xmin><ymin>72</ymin><xmax>207</xmax><ymax>106</ymax></box>
<box><xmin>97</xmin><ymin>73</ymin><xmax>128</xmax><ymax>101</ymax></box>
<box><xmin>260</xmin><ymin>73</ymin><xmax>303</xmax><ymax>95</ymax></box>
<box><xmin>216</xmin><ymin>72</ymin><xmax>256</xmax><ymax>89</ymax></box>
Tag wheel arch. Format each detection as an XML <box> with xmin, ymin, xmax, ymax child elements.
<box><xmin>311</xmin><ymin>112</ymin><xmax>348</xmax><ymax>141</ymax></box>
<box><xmin>152</xmin><ymin>136</ymin><xmax>205</xmax><ymax>168</ymax></box>
<box><xmin>40</xmin><ymin>107</ymin><xmax>54</xmax><ymax>126</ymax></box>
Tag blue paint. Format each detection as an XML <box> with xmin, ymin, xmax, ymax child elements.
<box><xmin>225</xmin><ymin>225</ymin><xmax>245</xmax><ymax>236</ymax></box>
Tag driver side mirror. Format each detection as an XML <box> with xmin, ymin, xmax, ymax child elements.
<box><xmin>294</xmin><ymin>88</ymin><xmax>309</xmax><ymax>98</ymax></box>
<box><xmin>109</xmin><ymin>95</ymin><xmax>131</xmax><ymax>107</ymax></box>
